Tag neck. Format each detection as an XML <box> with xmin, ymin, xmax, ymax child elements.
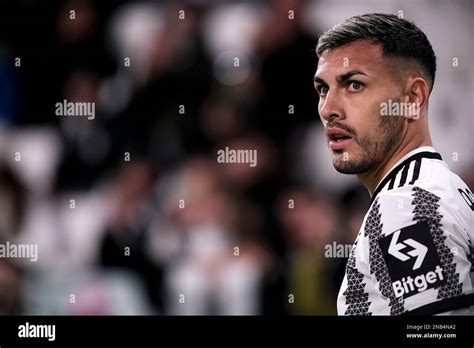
<box><xmin>357</xmin><ymin>128</ymin><xmax>432</xmax><ymax>197</ymax></box>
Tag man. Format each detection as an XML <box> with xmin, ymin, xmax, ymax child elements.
<box><xmin>313</xmin><ymin>13</ymin><xmax>473</xmax><ymax>315</ymax></box>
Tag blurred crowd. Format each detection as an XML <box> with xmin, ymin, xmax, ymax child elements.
<box><xmin>0</xmin><ymin>0</ymin><xmax>471</xmax><ymax>315</ymax></box>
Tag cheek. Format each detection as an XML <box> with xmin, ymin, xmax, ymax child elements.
<box><xmin>357</xmin><ymin>93</ymin><xmax>390</xmax><ymax>130</ymax></box>
<box><xmin>318</xmin><ymin>105</ymin><xmax>326</xmax><ymax>125</ymax></box>
<box><xmin>349</xmin><ymin>100</ymin><xmax>385</xmax><ymax>147</ymax></box>
<box><xmin>317</xmin><ymin>99</ymin><xmax>323</xmax><ymax>114</ymax></box>
<box><xmin>349</xmin><ymin>86</ymin><xmax>400</xmax><ymax>147</ymax></box>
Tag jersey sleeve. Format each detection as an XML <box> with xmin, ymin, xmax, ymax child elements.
<box><xmin>371</xmin><ymin>185</ymin><xmax>473</xmax><ymax>314</ymax></box>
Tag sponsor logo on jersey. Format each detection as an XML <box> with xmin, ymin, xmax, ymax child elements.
<box><xmin>379</xmin><ymin>221</ymin><xmax>445</xmax><ymax>298</ymax></box>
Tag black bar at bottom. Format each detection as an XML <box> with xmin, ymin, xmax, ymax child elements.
<box><xmin>0</xmin><ymin>316</ymin><xmax>472</xmax><ymax>346</ymax></box>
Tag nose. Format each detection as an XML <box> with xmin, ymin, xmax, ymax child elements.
<box><xmin>319</xmin><ymin>90</ymin><xmax>344</xmax><ymax>123</ymax></box>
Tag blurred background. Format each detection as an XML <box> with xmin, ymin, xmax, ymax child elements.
<box><xmin>0</xmin><ymin>0</ymin><xmax>472</xmax><ymax>315</ymax></box>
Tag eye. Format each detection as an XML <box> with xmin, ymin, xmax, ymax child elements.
<box><xmin>317</xmin><ymin>85</ymin><xmax>329</xmax><ymax>96</ymax></box>
<box><xmin>348</xmin><ymin>81</ymin><xmax>364</xmax><ymax>92</ymax></box>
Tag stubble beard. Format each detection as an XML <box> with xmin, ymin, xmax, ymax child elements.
<box><xmin>332</xmin><ymin>115</ymin><xmax>405</xmax><ymax>175</ymax></box>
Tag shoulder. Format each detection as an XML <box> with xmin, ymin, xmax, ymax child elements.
<box><xmin>372</xmin><ymin>158</ymin><xmax>472</xmax><ymax>231</ymax></box>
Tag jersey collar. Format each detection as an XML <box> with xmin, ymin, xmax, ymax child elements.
<box><xmin>370</xmin><ymin>146</ymin><xmax>442</xmax><ymax>204</ymax></box>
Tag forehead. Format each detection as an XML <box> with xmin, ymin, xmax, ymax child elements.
<box><xmin>316</xmin><ymin>40</ymin><xmax>387</xmax><ymax>77</ymax></box>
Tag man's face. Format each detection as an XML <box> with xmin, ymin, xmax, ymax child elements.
<box><xmin>314</xmin><ymin>40</ymin><xmax>405</xmax><ymax>174</ymax></box>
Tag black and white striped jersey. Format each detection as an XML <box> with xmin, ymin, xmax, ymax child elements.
<box><xmin>337</xmin><ymin>147</ymin><xmax>474</xmax><ymax>315</ymax></box>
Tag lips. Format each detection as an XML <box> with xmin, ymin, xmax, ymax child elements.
<box><xmin>326</xmin><ymin>127</ymin><xmax>354</xmax><ymax>151</ymax></box>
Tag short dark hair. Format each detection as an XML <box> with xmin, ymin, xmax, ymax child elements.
<box><xmin>316</xmin><ymin>13</ymin><xmax>437</xmax><ymax>90</ymax></box>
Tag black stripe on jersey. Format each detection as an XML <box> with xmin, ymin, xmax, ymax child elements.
<box><xmin>411</xmin><ymin>186</ymin><xmax>464</xmax><ymax>300</ymax></box>
<box><xmin>387</xmin><ymin>177</ymin><xmax>395</xmax><ymax>190</ymax></box>
<box><xmin>363</xmin><ymin>200</ymin><xmax>405</xmax><ymax>315</ymax></box>
<box><xmin>408</xmin><ymin>158</ymin><xmax>421</xmax><ymax>185</ymax></box>
<box><xmin>469</xmin><ymin>240</ymin><xmax>474</xmax><ymax>273</ymax></box>
<box><xmin>371</xmin><ymin>151</ymin><xmax>442</xmax><ymax>204</ymax></box>
<box><xmin>398</xmin><ymin>163</ymin><xmax>410</xmax><ymax>187</ymax></box>
<box><xmin>343</xmin><ymin>235</ymin><xmax>372</xmax><ymax>315</ymax></box>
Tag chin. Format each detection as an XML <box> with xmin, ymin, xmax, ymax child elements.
<box><xmin>332</xmin><ymin>157</ymin><xmax>372</xmax><ymax>175</ymax></box>
<box><xmin>333</xmin><ymin>163</ymin><xmax>360</xmax><ymax>175</ymax></box>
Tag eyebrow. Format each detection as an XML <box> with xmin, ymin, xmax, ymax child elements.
<box><xmin>313</xmin><ymin>69</ymin><xmax>368</xmax><ymax>85</ymax></box>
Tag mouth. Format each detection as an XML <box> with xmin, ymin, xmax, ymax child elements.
<box><xmin>326</xmin><ymin>127</ymin><xmax>354</xmax><ymax>151</ymax></box>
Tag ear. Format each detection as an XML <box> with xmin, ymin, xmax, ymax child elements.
<box><xmin>403</xmin><ymin>76</ymin><xmax>430</xmax><ymax>121</ymax></box>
